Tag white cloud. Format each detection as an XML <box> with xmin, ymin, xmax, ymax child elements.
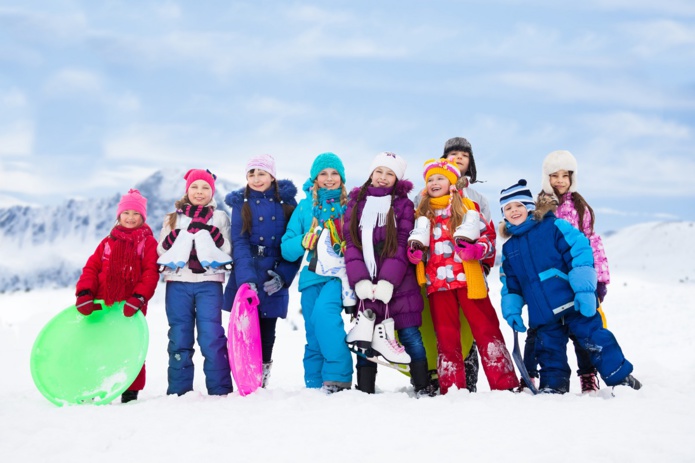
<box><xmin>43</xmin><ymin>68</ymin><xmax>103</xmax><ymax>97</ymax></box>
<box><xmin>623</xmin><ymin>20</ymin><xmax>695</xmax><ymax>57</ymax></box>
<box><xmin>0</xmin><ymin>88</ymin><xmax>27</xmax><ymax>108</ymax></box>
<box><xmin>244</xmin><ymin>97</ymin><xmax>311</xmax><ymax>117</ymax></box>
<box><xmin>0</xmin><ymin>121</ymin><xmax>34</xmax><ymax>156</ymax></box>
<box><xmin>581</xmin><ymin>111</ymin><xmax>690</xmax><ymax>141</ymax></box>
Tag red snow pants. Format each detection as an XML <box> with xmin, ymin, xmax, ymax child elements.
<box><xmin>428</xmin><ymin>288</ymin><xmax>519</xmax><ymax>394</ymax></box>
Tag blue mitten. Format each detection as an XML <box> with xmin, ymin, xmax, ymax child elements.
<box><xmin>505</xmin><ymin>314</ymin><xmax>526</xmax><ymax>333</ymax></box>
<box><xmin>574</xmin><ymin>291</ymin><xmax>597</xmax><ymax>317</ymax></box>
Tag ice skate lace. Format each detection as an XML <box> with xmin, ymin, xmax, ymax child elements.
<box><xmin>387</xmin><ymin>339</ymin><xmax>406</xmax><ymax>353</ymax></box>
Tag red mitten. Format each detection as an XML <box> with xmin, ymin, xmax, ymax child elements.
<box><xmin>75</xmin><ymin>291</ymin><xmax>97</xmax><ymax>316</ymax></box>
<box><xmin>456</xmin><ymin>241</ymin><xmax>485</xmax><ymax>261</ymax></box>
<box><xmin>124</xmin><ymin>295</ymin><xmax>145</xmax><ymax>317</ymax></box>
<box><xmin>407</xmin><ymin>247</ymin><xmax>423</xmax><ymax>265</ymax></box>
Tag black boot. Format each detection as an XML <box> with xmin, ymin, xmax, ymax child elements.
<box><xmin>464</xmin><ymin>342</ymin><xmax>479</xmax><ymax>393</ymax></box>
<box><xmin>356</xmin><ymin>365</ymin><xmax>377</xmax><ymax>394</ymax></box>
<box><xmin>411</xmin><ymin>360</ymin><xmax>437</xmax><ymax>398</ymax></box>
<box><xmin>121</xmin><ymin>390</ymin><xmax>139</xmax><ymax>403</ymax></box>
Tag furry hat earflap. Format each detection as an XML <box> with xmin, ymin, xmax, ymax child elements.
<box><xmin>533</xmin><ymin>191</ymin><xmax>559</xmax><ymax>221</ymax></box>
<box><xmin>542</xmin><ymin>150</ymin><xmax>578</xmax><ymax>194</ymax></box>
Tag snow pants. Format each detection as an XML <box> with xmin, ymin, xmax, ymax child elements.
<box><xmin>524</xmin><ymin>329</ymin><xmax>596</xmax><ymax>379</ymax></box>
<box><xmin>429</xmin><ymin>288</ymin><xmax>518</xmax><ymax>394</ymax></box>
<box><xmin>165</xmin><ymin>281</ymin><xmax>233</xmax><ymax>396</ymax></box>
<box><xmin>535</xmin><ymin>311</ymin><xmax>633</xmax><ymax>392</ymax></box>
<box><xmin>300</xmin><ymin>278</ymin><xmax>353</xmax><ymax>388</ymax></box>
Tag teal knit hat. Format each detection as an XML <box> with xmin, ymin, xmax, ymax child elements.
<box><xmin>310</xmin><ymin>152</ymin><xmax>346</xmax><ymax>183</ymax></box>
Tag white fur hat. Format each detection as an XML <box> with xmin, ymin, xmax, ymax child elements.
<box><xmin>542</xmin><ymin>150</ymin><xmax>578</xmax><ymax>194</ymax></box>
<box><xmin>369</xmin><ymin>151</ymin><xmax>408</xmax><ymax>180</ymax></box>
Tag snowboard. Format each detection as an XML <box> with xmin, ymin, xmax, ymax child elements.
<box><xmin>30</xmin><ymin>300</ymin><xmax>149</xmax><ymax>406</ymax></box>
<box><xmin>227</xmin><ymin>283</ymin><xmax>263</xmax><ymax>396</ymax></box>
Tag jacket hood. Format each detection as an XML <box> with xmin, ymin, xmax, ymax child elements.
<box><xmin>225</xmin><ymin>179</ymin><xmax>298</xmax><ymax>208</ymax></box>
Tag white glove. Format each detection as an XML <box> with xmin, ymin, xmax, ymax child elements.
<box><xmin>354</xmin><ymin>280</ymin><xmax>375</xmax><ymax>301</ymax></box>
<box><xmin>373</xmin><ymin>280</ymin><xmax>394</xmax><ymax>304</ymax></box>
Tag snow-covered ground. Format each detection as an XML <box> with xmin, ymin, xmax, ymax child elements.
<box><xmin>1</xmin><ymin>222</ymin><xmax>694</xmax><ymax>462</ymax></box>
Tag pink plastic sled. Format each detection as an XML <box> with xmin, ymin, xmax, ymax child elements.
<box><xmin>227</xmin><ymin>283</ymin><xmax>263</xmax><ymax>396</ymax></box>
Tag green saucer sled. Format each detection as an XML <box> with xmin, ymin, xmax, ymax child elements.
<box><xmin>30</xmin><ymin>300</ymin><xmax>149</xmax><ymax>406</ymax></box>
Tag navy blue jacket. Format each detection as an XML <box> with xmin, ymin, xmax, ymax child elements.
<box><xmin>501</xmin><ymin>212</ymin><xmax>597</xmax><ymax>328</ymax></box>
<box><xmin>223</xmin><ymin>180</ymin><xmax>300</xmax><ymax>318</ymax></box>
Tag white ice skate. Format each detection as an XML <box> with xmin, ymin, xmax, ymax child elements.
<box><xmin>157</xmin><ymin>230</ymin><xmax>195</xmax><ymax>269</ymax></box>
<box><xmin>453</xmin><ymin>210</ymin><xmax>482</xmax><ymax>246</ymax></box>
<box><xmin>346</xmin><ymin>309</ymin><xmax>376</xmax><ymax>349</ymax></box>
<box><xmin>408</xmin><ymin>216</ymin><xmax>431</xmax><ymax>249</ymax></box>
<box><xmin>193</xmin><ymin>230</ymin><xmax>233</xmax><ymax>268</ymax></box>
<box><xmin>371</xmin><ymin>318</ymin><xmax>411</xmax><ymax>365</ymax></box>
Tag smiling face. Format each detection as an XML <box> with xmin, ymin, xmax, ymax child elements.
<box><xmin>503</xmin><ymin>201</ymin><xmax>528</xmax><ymax>225</ymax></box>
<box><xmin>426</xmin><ymin>173</ymin><xmax>451</xmax><ymax>198</ymax></box>
<box><xmin>187</xmin><ymin>179</ymin><xmax>213</xmax><ymax>206</ymax></box>
<box><xmin>549</xmin><ymin>169</ymin><xmax>571</xmax><ymax>195</ymax></box>
<box><xmin>446</xmin><ymin>150</ymin><xmax>470</xmax><ymax>175</ymax></box>
<box><xmin>247</xmin><ymin>169</ymin><xmax>274</xmax><ymax>192</ymax></box>
<box><xmin>118</xmin><ymin>210</ymin><xmax>144</xmax><ymax>229</ymax></box>
<box><xmin>370</xmin><ymin>166</ymin><xmax>397</xmax><ymax>188</ymax></box>
<box><xmin>316</xmin><ymin>168</ymin><xmax>341</xmax><ymax>190</ymax></box>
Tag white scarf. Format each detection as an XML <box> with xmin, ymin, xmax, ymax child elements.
<box><xmin>359</xmin><ymin>195</ymin><xmax>393</xmax><ymax>279</ymax></box>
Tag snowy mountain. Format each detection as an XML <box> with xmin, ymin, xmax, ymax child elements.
<box><xmin>0</xmin><ymin>169</ymin><xmax>241</xmax><ymax>292</ymax></box>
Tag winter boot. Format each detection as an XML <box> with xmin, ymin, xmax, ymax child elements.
<box><xmin>453</xmin><ymin>210</ymin><xmax>482</xmax><ymax>246</ymax></box>
<box><xmin>322</xmin><ymin>381</ymin><xmax>352</xmax><ymax>394</ymax></box>
<box><xmin>356</xmin><ymin>365</ymin><xmax>377</xmax><ymax>394</ymax></box>
<box><xmin>121</xmin><ymin>390</ymin><xmax>139</xmax><ymax>403</ymax></box>
<box><xmin>408</xmin><ymin>216</ymin><xmax>431</xmax><ymax>249</ymax></box>
<box><xmin>579</xmin><ymin>371</ymin><xmax>600</xmax><ymax>393</ymax></box>
<box><xmin>410</xmin><ymin>359</ymin><xmax>437</xmax><ymax>398</ymax></box>
<box><xmin>262</xmin><ymin>361</ymin><xmax>273</xmax><ymax>388</ymax></box>
<box><xmin>157</xmin><ymin>230</ymin><xmax>195</xmax><ymax>269</ymax></box>
<box><xmin>193</xmin><ymin>230</ymin><xmax>233</xmax><ymax>268</ymax></box>
<box><xmin>614</xmin><ymin>374</ymin><xmax>642</xmax><ymax>390</ymax></box>
<box><xmin>346</xmin><ymin>309</ymin><xmax>376</xmax><ymax>348</ymax></box>
<box><xmin>464</xmin><ymin>341</ymin><xmax>479</xmax><ymax>393</ymax></box>
<box><xmin>516</xmin><ymin>376</ymin><xmax>538</xmax><ymax>393</ymax></box>
<box><xmin>371</xmin><ymin>318</ymin><xmax>411</xmax><ymax>365</ymax></box>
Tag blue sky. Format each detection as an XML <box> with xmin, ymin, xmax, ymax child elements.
<box><xmin>1</xmin><ymin>0</ymin><xmax>693</xmax><ymax>232</ymax></box>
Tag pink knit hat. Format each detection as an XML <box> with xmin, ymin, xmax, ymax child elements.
<box><xmin>117</xmin><ymin>188</ymin><xmax>148</xmax><ymax>222</ymax></box>
<box><xmin>184</xmin><ymin>169</ymin><xmax>217</xmax><ymax>196</ymax></box>
<box><xmin>246</xmin><ymin>154</ymin><xmax>276</xmax><ymax>178</ymax></box>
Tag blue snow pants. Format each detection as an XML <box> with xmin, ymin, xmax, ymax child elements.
<box><xmin>536</xmin><ymin>311</ymin><xmax>633</xmax><ymax>392</ymax></box>
<box><xmin>165</xmin><ymin>281</ymin><xmax>233</xmax><ymax>396</ymax></box>
<box><xmin>524</xmin><ymin>330</ymin><xmax>595</xmax><ymax>378</ymax></box>
<box><xmin>300</xmin><ymin>278</ymin><xmax>353</xmax><ymax>388</ymax></box>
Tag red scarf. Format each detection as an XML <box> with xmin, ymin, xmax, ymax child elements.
<box><xmin>104</xmin><ymin>224</ymin><xmax>153</xmax><ymax>305</ymax></box>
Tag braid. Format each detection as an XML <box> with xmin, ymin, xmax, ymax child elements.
<box><xmin>381</xmin><ymin>182</ymin><xmax>398</xmax><ymax>258</ymax></box>
<box><xmin>167</xmin><ymin>194</ymin><xmax>189</xmax><ymax>229</ymax></box>
<box><xmin>349</xmin><ymin>180</ymin><xmax>371</xmax><ymax>251</ymax></box>
<box><xmin>240</xmin><ymin>186</ymin><xmax>252</xmax><ymax>235</ymax></box>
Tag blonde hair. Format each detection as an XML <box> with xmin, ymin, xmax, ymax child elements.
<box><xmin>415</xmin><ymin>188</ymin><xmax>466</xmax><ymax>233</ymax></box>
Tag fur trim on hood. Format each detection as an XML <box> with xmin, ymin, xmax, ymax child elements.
<box><xmin>533</xmin><ymin>191</ymin><xmax>559</xmax><ymax>221</ymax></box>
<box><xmin>348</xmin><ymin>179</ymin><xmax>414</xmax><ymax>201</ymax></box>
<box><xmin>225</xmin><ymin>179</ymin><xmax>298</xmax><ymax>209</ymax></box>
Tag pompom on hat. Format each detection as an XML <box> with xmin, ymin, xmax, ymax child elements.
<box><xmin>310</xmin><ymin>152</ymin><xmax>346</xmax><ymax>183</ymax></box>
<box><xmin>422</xmin><ymin>158</ymin><xmax>460</xmax><ymax>185</ymax></box>
<box><xmin>246</xmin><ymin>154</ymin><xmax>276</xmax><ymax>178</ymax></box>
<box><xmin>369</xmin><ymin>151</ymin><xmax>408</xmax><ymax>181</ymax></box>
<box><xmin>542</xmin><ymin>150</ymin><xmax>578</xmax><ymax>194</ymax></box>
<box><xmin>184</xmin><ymin>169</ymin><xmax>217</xmax><ymax>196</ymax></box>
<box><xmin>499</xmin><ymin>179</ymin><xmax>536</xmax><ymax>215</ymax></box>
<box><xmin>117</xmin><ymin>188</ymin><xmax>148</xmax><ymax>222</ymax></box>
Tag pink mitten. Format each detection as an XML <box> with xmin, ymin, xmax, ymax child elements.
<box><xmin>407</xmin><ymin>247</ymin><xmax>423</xmax><ymax>265</ymax></box>
<box><xmin>456</xmin><ymin>241</ymin><xmax>485</xmax><ymax>261</ymax></box>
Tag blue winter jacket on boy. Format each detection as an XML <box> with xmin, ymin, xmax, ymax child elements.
<box><xmin>224</xmin><ymin>180</ymin><xmax>300</xmax><ymax>318</ymax></box>
<box><xmin>501</xmin><ymin>211</ymin><xmax>598</xmax><ymax>328</ymax></box>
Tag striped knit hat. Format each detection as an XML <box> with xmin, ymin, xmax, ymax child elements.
<box><xmin>423</xmin><ymin>158</ymin><xmax>460</xmax><ymax>185</ymax></box>
<box><xmin>500</xmin><ymin>179</ymin><xmax>536</xmax><ymax>214</ymax></box>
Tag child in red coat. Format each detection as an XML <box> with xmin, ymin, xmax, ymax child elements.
<box><xmin>74</xmin><ymin>188</ymin><xmax>159</xmax><ymax>403</ymax></box>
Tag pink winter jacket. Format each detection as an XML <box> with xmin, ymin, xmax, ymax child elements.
<box><xmin>555</xmin><ymin>192</ymin><xmax>610</xmax><ymax>284</ymax></box>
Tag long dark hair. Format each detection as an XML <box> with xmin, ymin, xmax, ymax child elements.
<box><xmin>240</xmin><ymin>179</ymin><xmax>296</xmax><ymax>235</ymax></box>
<box><xmin>554</xmin><ymin>171</ymin><xmax>595</xmax><ymax>233</ymax></box>
<box><xmin>348</xmin><ymin>179</ymin><xmax>398</xmax><ymax>258</ymax></box>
